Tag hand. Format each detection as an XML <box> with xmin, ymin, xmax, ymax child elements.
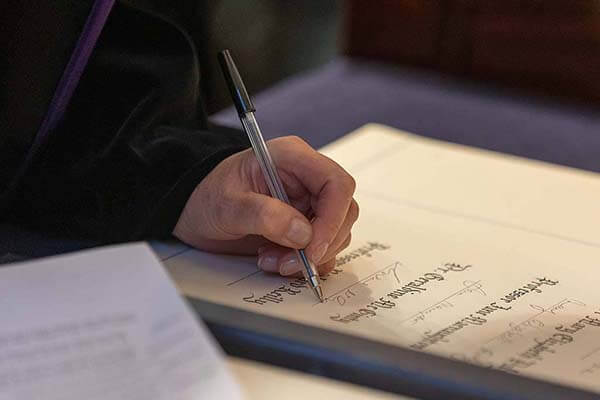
<box><xmin>173</xmin><ymin>136</ymin><xmax>359</xmax><ymax>276</ymax></box>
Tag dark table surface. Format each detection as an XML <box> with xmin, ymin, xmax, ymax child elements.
<box><xmin>213</xmin><ymin>57</ymin><xmax>600</xmax><ymax>173</ymax></box>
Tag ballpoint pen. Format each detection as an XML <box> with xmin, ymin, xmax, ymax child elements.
<box><xmin>218</xmin><ymin>49</ymin><xmax>324</xmax><ymax>302</ymax></box>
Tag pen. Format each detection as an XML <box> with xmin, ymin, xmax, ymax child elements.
<box><xmin>218</xmin><ymin>49</ymin><xmax>324</xmax><ymax>303</ymax></box>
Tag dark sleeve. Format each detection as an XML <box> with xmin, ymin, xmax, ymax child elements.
<box><xmin>10</xmin><ymin>2</ymin><xmax>250</xmax><ymax>243</ymax></box>
<box><xmin>16</xmin><ymin>122</ymin><xmax>249</xmax><ymax>243</ymax></box>
<box><xmin>132</xmin><ymin>124</ymin><xmax>250</xmax><ymax>240</ymax></box>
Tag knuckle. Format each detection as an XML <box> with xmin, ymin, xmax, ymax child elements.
<box><xmin>269</xmin><ymin>135</ymin><xmax>311</xmax><ymax>155</ymax></box>
<box><xmin>341</xmin><ymin>234</ymin><xmax>352</xmax><ymax>251</ymax></box>
<box><xmin>325</xmin><ymin>158</ymin><xmax>355</xmax><ymax>195</ymax></box>
<box><xmin>349</xmin><ymin>199</ymin><xmax>360</xmax><ymax>223</ymax></box>
<box><xmin>286</xmin><ymin>135</ymin><xmax>307</xmax><ymax>146</ymax></box>
<box><xmin>343</xmin><ymin>174</ymin><xmax>357</xmax><ymax>194</ymax></box>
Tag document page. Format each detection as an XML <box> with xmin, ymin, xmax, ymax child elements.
<box><xmin>0</xmin><ymin>243</ymin><xmax>243</xmax><ymax>400</ymax></box>
<box><xmin>161</xmin><ymin>124</ymin><xmax>600</xmax><ymax>392</ymax></box>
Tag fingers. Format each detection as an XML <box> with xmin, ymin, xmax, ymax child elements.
<box><xmin>268</xmin><ymin>136</ymin><xmax>357</xmax><ymax>264</ymax></box>
<box><xmin>315</xmin><ymin>258</ymin><xmax>337</xmax><ymax>276</ymax></box>
<box><xmin>216</xmin><ymin>191</ymin><xmax>313</xmax><ymax>249</ymax></box>
<box><xmin>258</xmin><ymin>231</ymin><xmax>353</xmax><ymax>276</ymax></box>
<box><xmin>256</xmin><ymin>247</ymin><xmax>302</xmax><ymax>275</ymax></box>
<box><xmin>318</xmin><ymin>200</ymin><xmax>358</xmax><ymax>262</ymax></box>
<box><xmin>319</xmin><ymin>233</ymin><xmax>352</xmax><ymax>274</ymax></box>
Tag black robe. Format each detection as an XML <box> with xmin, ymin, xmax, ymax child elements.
<box><xmin>1</xmin><ymin>0</ymin><xmax>250</xmax><ymax>242</ymax></box>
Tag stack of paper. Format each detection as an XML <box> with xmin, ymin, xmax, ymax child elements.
<box><xmin>0</xmin><ymin>243</ymin><xmax>242</xmax><ymax>399</ymax></box>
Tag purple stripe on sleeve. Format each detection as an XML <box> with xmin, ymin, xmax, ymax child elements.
<box><xmin>17</xmin><ymin>0</ymin><xmax>115</xmax><ymax>177</ymax></box>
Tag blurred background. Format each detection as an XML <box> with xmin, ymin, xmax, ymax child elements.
<box><xmin>138</xmin><ymin>0</ymin><xmax>600</xmax><ymax>114</ymax></box>
<box><xmin>132</xmin><ymin>0</ymin><xmax>341</xmax><ymax>113</ymax></box>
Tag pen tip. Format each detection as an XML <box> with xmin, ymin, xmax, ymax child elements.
<box><xmin>313</xmin><ymin>286</ymin><xmax>325</xmax><ymax>303</ymax></box>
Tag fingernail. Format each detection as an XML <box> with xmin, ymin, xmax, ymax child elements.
<box><xmin>280</xmin><ymin>256</ymin><xmax>302</xmax><ymax>276</ymax></box>
<box><xmin>257</xmin><ymin>255</ymin><xmax>278</xmax><ymax>272</ymax></box>
<box><xmin>257</xmin><ymin>246</ymin><xmax>268</xmax><ymax>256</ymax></box>
<box><xmin>286</xmin><ymin>218</ymin><xmax>312</xmax><ymax>247</ymax></box>
<box><xmin>312</xmin><ymin>242</ymin><xmax>329</xmax><ymax>264</ymax></box>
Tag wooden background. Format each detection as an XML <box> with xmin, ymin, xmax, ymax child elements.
<box><xmin>343</xmin><ymin>0</ymin><xmax>600</xmax><ymax>104</ymax></box>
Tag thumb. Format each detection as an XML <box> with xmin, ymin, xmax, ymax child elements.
<box><xmin>219</xmin><ymin>192</ymin><xmax>313</xmax><ymax>249</ymax></box>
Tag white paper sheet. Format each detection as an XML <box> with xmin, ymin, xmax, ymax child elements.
<box><xmin>0</xmin><ymin>243</ymin><xmax>243</xmax><ymax>400</ymax></box>
<box><xmin>161</xmin><ymin>124</ymin><xmax>600</xmax><ymax>393</ymax></box>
